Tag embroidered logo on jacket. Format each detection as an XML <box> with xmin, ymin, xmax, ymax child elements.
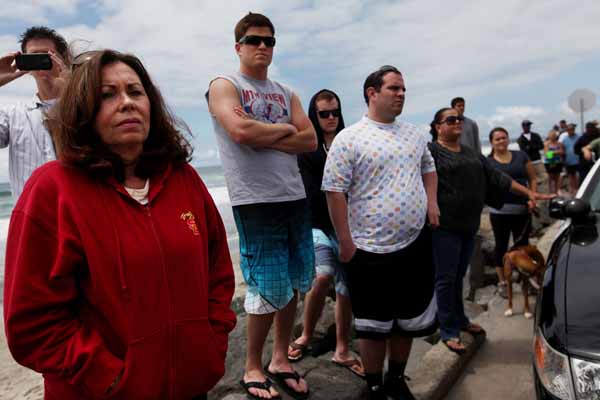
<box><xmin>180</xmin><ymin>211</ymin><xmax>200</xmax><ymax>236</ymax></box>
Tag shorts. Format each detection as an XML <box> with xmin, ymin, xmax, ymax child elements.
<box><xmin>344</xmin><ymin>228</ymin><xmax>437</xmax><ymax>340</ymax></box>
<box><xmin>565</xmin><ymin>164</ymin><xmax>578</xmax><ymax>175</ymax></box>
<box><xmin>233</xmin><ymin>199</ymin><xmax>315</xmax><ymax>315</ymax></box>
<box><xmin>312</xmin><ymin>229</ymin><xmax>348</xmax><ymax>296</ymax></box>
<box><xmin>544</xmin><ymin>163</ymin><xmax>563</xmax><ymax>175</ymax></box>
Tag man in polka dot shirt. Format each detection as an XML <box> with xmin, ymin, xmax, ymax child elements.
<box><xmin>322</xmin><ymin>66</ymin><xmax>439</xmax><ymax>400</ymax></box>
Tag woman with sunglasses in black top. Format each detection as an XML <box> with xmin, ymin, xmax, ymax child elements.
<box><xmin>428</xmin><ymin>107</ymin><xmax>553</xmax><ymax>354</ymax></box>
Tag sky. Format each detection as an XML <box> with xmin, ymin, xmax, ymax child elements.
<box><xmin>1</xmin><ymin>0</ymin><xmax>600</xmax><ymax>181</ymax></box>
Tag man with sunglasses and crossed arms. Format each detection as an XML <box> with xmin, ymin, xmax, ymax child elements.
<box><xmin>207</xmin><ymin>12</ymin><xmax>316</xmax><ymax>400</ymax></box>
<box><xmin>323</xmin><ymin>66</ymin><xmax>439</xmax><ymax>400</ymax></box>
<box><xmin>0</xmin><ymin>26</ymin><xmax>69</xmax><ymax>200</ymax></box>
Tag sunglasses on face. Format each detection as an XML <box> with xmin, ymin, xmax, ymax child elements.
<box><xmin>317</xmin><ymin>109</ymin><xmax>341</xmax><ymax>118</ymax></box>
<box><xmin>238</xmin><ymin>35</ymin><xmax>276</xmax><ymax>48</ymax></box>
<box><xmin>441</xmin><ymin>115</ymin><xmax>464</xmax><ymax>125</ymax></box>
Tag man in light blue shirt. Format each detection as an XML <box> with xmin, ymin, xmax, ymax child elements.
<box><xmin>0</xmin><ymin>26</ymin><xmax>69</xmax><ymax>199</ymax></box>
<box><xmin>560</xmin><ymin>123</ymin><xmax>580</xmax><ymax>196</ymax></box>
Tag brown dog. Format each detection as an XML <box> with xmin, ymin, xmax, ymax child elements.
<box><xmin>503</xmin><ymin>245</ymin><xmax>546</xmax><ymax>319</ymax></box>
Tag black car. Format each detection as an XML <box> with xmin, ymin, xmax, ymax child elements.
<box><xmin>533</xmin><ymin>160</ymin><xmax>600</xmax><ymax>400</ymax></box>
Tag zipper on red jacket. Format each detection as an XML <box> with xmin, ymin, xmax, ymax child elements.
<box><xmin>146</xmin><ymin>206</ymin><xmax>176</xmax><ymax>400</ymax></box>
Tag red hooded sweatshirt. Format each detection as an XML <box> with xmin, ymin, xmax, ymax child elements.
<box><xmin>3</xmin><ymin>161</ymin><xmax>236</xmax><ymax>399</ymax></box>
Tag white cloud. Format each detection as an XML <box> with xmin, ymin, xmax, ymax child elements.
<box><xmin>475</xmin><ymin>101</ymin><xmax>600</xmax><ymax>142</ymax></box>
<box><xmin>1</xmin><ymin>1</ymin><xmax>599</xmax><ymax>106</ymax></box>
<box><xmin>1</xmin><ymin>0</ymin><xmax>600</xmax><ymax>173</ymax></box>
<box><xmin>0</xmin><ymin>0</ymin><xmax>80</xmax><ymax>24</ymax></box>
<box><xmin>475</xmin><ymin>105</ymin><xmax>547</xmax><ymax>136</ymax></box>
<box><xmin>5</xmin><ymin>0</ymin><xmax>599</xmax><ymax>113</ymax></box>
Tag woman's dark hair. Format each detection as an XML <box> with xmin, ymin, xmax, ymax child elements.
<box><xmin>429</xmin><ymin>107</ymin><xmax>453</xmax><ymax>141</ymax></box>
<box><xmin>49</xmin><ymin>49</ymin><xmax>192</xmax><ymax>181</ymax></box>
<box><xmin>488</xmin><ymin>126</ymin><xmax>509</xmax><ymax>157</ymax></box>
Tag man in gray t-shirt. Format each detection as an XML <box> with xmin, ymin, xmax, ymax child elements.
<box><xmin>451</xmin><ymin>97</ymin><xmax>481</xmax><ymax>154</ymax></box>
<box><xmin>207</xmin><ymin>12</ymin><xmax>316</xmax><ymax>400</ymax></box>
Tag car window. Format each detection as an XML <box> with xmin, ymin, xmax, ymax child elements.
<box><xmin>584</xmin><ymin>162</ymin><xmax>600</xmax><ymax>212</ymax></box>
<box><xmin>590</xmin><ymin>188</ymin><xmax>600</xmax><ymax>212</ymax></box>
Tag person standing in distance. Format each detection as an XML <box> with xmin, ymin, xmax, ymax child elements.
<box><xmin>517</xmin><ymin>119</ymin><xmax>545</xmax><ymax>182</ymax></box>
<box><xmin>451</xmin><ymin>97</ymin><xmax>481</xmax><ymax>153</ymax></box>
<box><xmin>207</xmin><ymin>12</ymin><xmax>317</xmax><ymax>400</ymax></box>
<box><xmin>559</xmin><ymin>123</ymin><xmax>580</xmax><ymax>196</ymax></box>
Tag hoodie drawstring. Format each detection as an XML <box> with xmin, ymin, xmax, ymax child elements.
<box><xmin>97</xmin><ymin>182</ymin><xmax>130</xmax><ymax>300</ymax></box>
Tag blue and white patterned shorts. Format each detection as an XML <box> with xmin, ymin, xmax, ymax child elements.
<box><xmin>233</xmin><ymin>200</ymin><xmax>315</xmax><ymax>315</ymax></box>
<box><xmin>312</xmin><ymin>229</ymin><xmax>348</xmax><ymax>296</ymax></box>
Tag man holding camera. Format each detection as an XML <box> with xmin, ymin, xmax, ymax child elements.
<box><xmin>0</xmin><ymin>26</ymin><xmax>69</xmax><ymax>199</ymax></box>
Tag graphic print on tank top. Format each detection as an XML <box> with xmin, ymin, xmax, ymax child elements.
<box><xmin>241</xmin><ymin>89</ymin><xmax>289</xmax><ymax>123</ymax></box>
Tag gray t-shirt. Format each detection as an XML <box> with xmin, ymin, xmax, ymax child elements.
<box><xmin>460</xmin><ymin>116</ymin><xmax>481</xmax><ymax>154</ymax></box>
<box><xmin>208</xmin><ymin>72</ymin><xmax>305</xmax><ymax>206</ymax></box>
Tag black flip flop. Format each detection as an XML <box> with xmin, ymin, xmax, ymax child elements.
<box><xmin>239</xmin><ymin>378</ymin><xmax>281</xmax><ymax>400</ymax></box>
<box><xmin>264</xmin><ymin>364</ymin><xmax>310</xmax><ymax>400</ymax></box>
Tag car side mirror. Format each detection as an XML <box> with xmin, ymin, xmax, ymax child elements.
<box><xmin>549</xmin><ymin>197</ymin><xmax>568</xmax><ymax>219</ymax></box>
<box><xmin>549</xmin><ymin>197</ymin><xmax>592</xmax><ymax>223</ymax></box>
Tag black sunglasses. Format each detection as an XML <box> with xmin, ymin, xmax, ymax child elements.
<box><xmin>238</xmin><ymin>35</ymin><xmax>276</xmax><ymax>48</ymax></box>
<box><xmin>317</xmin><ymin>109</ymin><xmax>341</xmax><ymax>118</ymax></box>
<box><xmin>441</xmin><ymin>115</ymin><xmax>464</xmax><ymax>125</ymax></box>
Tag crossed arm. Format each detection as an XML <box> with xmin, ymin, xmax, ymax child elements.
<box><xmin>208</xmin><ymin>78</ymin><xmax>316</xmax><ymax>153</ymax></box>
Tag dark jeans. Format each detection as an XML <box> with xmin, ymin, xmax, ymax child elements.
<box><xmin>432</xmin><ymin>229</ymin><xmax>475</xmax><ymax>340</ymax></box>
<box><xmin>489</xmin><ymin>213</ymin><xmax>530</xmax><ymax>267</ymax></box>
<box><xmin>579</xmin><ymin>161</ymin><xmax>594</xmax><ymax>182</ymax></box>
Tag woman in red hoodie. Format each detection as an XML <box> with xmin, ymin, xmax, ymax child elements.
<box><xmin>3</xmin><ymin>50</ymin><xmax>236</xmax><ymax>399</ymax></box>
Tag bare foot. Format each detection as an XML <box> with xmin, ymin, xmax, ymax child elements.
<box><xmin>242</xmin><ymin>369</ymin><xmax>280</xmax><ymax>399</ymax></box>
